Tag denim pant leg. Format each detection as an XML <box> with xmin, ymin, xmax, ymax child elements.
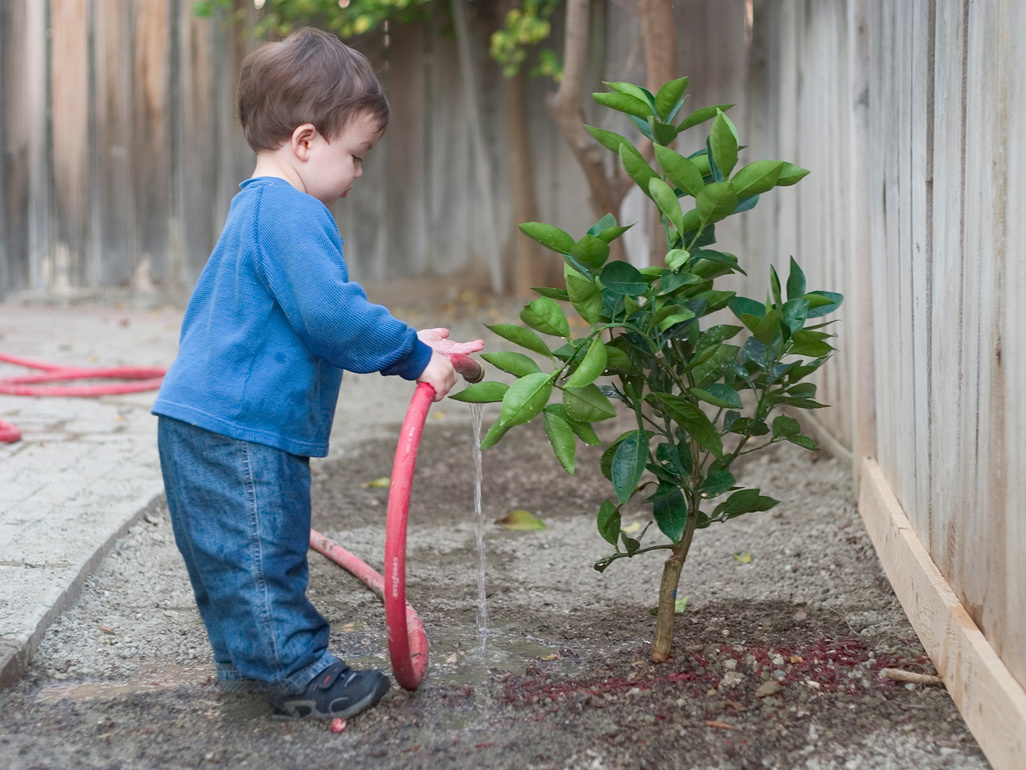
<box><xmin>157</xmin><ymin>417</ymin><xmax>338</xmax><ymax>694</ymax></box>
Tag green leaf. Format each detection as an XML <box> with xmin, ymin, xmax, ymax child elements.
<box><xmin>521</xmin><ymin>297</ymin><xmax>570</xmax><ymax>337</ymax></box>
<box><xmin>696</xmin><ymin>182</ymin><xmax>739</xmax><ymax>226</ymax></box>
<box><xmin>782</xmin><ymin>298</ymin><xmax>810</xmax><ymax>334</ymax></box>
<box><xmin>717</xmin><ymin>488</ymin><xmax>761</xmax><ymax>516</ymax></box>
<box><xmin>776</xmin><ymin>162</ymin><xmax>810</xmax><ymax>186</ymax></box>
<box><xmin>480</xmin><ymin>418</ymin><xmax>513</xmax><ymax>449</ymax></box>
<box><xmin>621</xmin><ymin>531</ymin><xmax>641</xmax><ymax>555</ymax></box>
<box><xmin>772</xmin><ymin>415</ymin><xmax>801</xmax><ymax>438</ymax></box>
<box><xmin>564</xmin><ymin>384</ymin><xmax>617</xmax><ymax>422</ymax></box>
<box><xmin>612</xmin><ymin>430</ymin><xmax>649</xmax><ymax>504</ymax></box>
<box><xmin>691</xmin><ymin>344</ymin><xmax>741</xmax><ymax>388</ymax></box>
<box><xmin>486</xmin><ymin>323</ymin><xmax>553</xmax><ymax>358</ymax></box>
<box><xmin>654</xmin><ymin>76</ymin><xmax>689</xmax><ymax>122</ymax></box>
<box><xmin>497</xmin><ymin>372</ymin><xmax>553</xmax><ymax>427</ymax></box>
<box><xmin>655</xmin><ymin>307</ymin><xmax>696</xmax><ymax>332</ymax></box>
<box><xmin>565</xmin><ymin>268</ymin><xmax>603</xmax><ymax>326</ymax></box>
<box><xmin>788</xmin><ymin>434</ymin><xmax>820</xmax><ymax>450</ymax></box>
<box><xmin>597</xmin><ymin>223</ymin><xmax>634</xmax><ymax>243</ymax></box>
<box><xmin>770</xmin><ymin>266</ymin><xmax>783</xmax><ymax>307</ymax></box>
<box><xmin>618</xmin><ymin>144</ymin><xmax>659</xmax><ymax>190</ymax></box>
<box><xmin>786</xmin><ymin>256</ymin><xmax>806</xmax><ymax>300</ymax></box>
<box><xmin>565</xmin><ymin>337</ymin><xmax>608</xmax><ymax>389</ymax></box>
<box><xmin>709</xmin><ymin>110</ymin><xmax>739</xmax><ymax>177</ymax></box>
<box><xmin>532</xmin><ymin>286</ymin><xmax>570</xmax><ymax>301</ymax></box>
<box><xmin>650</xmin><ymin>481</ymin><xmax>687</xmax><ymax>542</ymax></box>
<box><xmin>587</xmin><ymin>214</ymin><xmax>618</xmax><ymax>236</ymax></box>
<box><xmin>699</xmin><ymin>469</ymin><xmax>736</xmax><ymax>498</ymax></box>
<box><xmin>585</xmin><ymin>124</ymin><xmax>630</xmax><ymax>155</ymax></box>
<box><xmin>597</xmin><ymin>499</ymin><xmax>621</xmax><ymax>545</ymax></box>
<box><xmin>728</xmin><ymin>296</ymin><xmax>766</xmax><ymax>321</ymax></box>
<box><xmin>730</xmin><ymin>160</ymin><xmax>784</xmax><ymax>199</ymax></box>
<box><xmin>542</xmin><ymin>410</ymin><xmax>576</xmax><ymax>475</ymax></box>
<box><xmin>657</xmin><ymin>270</ymin><xmax>703</xmax><ymax>295</ymax></box>
<box><xmin>602</xmin><ymin>344</ymin><xmax>635</xmax><ymax>374</ymax></box>
<box><xmin>571</xmin><ymin>234</ymin><xmax>611</xmax><ymax>269</ymax></box>
<box><xmin>803</xmin><ymin>291</ymin><xmax>844</xmax><ymax>318</ymax></box>
<box><xmin>594</xmin><ymin>90</ymin><xmax>652</xmax><ymax>119</ymax></box>
<box><xmin>691</xmin><ymin>384</ymin><xmax>743</xmax><ymax>409</ymax></box>
<box><xmin>648</xmin><ymin>177</ymin><xmax>685</xmax><ymax>234</ymax></box>
<box><xmin>654</xmin><ymin>145</ymin><xmax>705</xmax><ymax>197</ymax></box>
<box><xmin>657</xmin><ymin>441</ymin><xmax>693</xmax><ymax>478</ymax></box>
<box><xmin>649</xmin><ymin>393</ymin><xmax>724</xmax><ymax>457</ymax></box>
<box><xmin>753</xmin><ymin>308</ymin><xmax>784</xmax><ymax>345</ymax></box>
<box><xmin>651</xmin><ymin>119</ymin><xmax>679</xmax><ymax>147</ymax></box>
<box><xmin>497</xmin><ymin>509</ymin><xmax>547</xmax><ymax>531</ymax></box>
<box><xmin>449</xmin><ymin>380</ymin><xmax>509</xmax><ymax>403</ymax></box>
<box><xmin>600</xmin><ymin>261</ymin><xmax>648</xmax><ymax>297</ymax></box>
<box><xmin>604</xmin><ymin>81</ymin><xmax>654</xmax><ymax>105</ymax></box>
<box><xmin>519</xmin><ymin>222</ymin><xmax>575</xmax><ymax>254</ymax></box>
<box><xmin>482</xmin><ymin>351</ymin><xmax>542</xmax><ymax>378</ymax></box>
<box><xmin>543</xmin><ymin>404</ymin><xmax>602</xmax><ymax>446</ymax></box>
<box><xmin>678</xmin><ymin>103</ymin><xmax>734</xmax><ymax>132</ymax></box>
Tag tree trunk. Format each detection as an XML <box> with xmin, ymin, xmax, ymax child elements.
<box><xmin>640</xmin><ymin>0</ymin><xmax>678</xmax><ymax>265</ymax></box>
<box><xmin>451</xmin><ymin>0</ymin><xmax>504</xmax><ymax>293</ymax></box>
<box><xmin>651</xmin><ymin>506</ymin><xmax>699</xmax><ymax>662</ymax></box>
<box><xmin>546</xmin><ymin>0</ymin><xmax>621</xmax><ymax>224</ymax></box>
<box><xmin>500</xmin><ymin>25</ymin><xmax>558</xmax><ymax>294</ymax></box>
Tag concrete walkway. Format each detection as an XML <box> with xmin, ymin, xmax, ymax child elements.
<box><xmin>0</xmin><ymin>296</ymin><xmax>471</xmax><ymax>691</ymax></box>
<box><xmin>0</xmin><ymin>302</ymin><xmax>183</xmax><ymax>689</ymax></box>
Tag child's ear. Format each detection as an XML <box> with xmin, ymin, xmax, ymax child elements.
<box><xmin>290</xmin><ymin>123</ymin><xmax>319</xmax><ymax>161</ymax></box>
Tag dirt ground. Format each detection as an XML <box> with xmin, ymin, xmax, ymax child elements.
<box><xmin>0</xmin><ymin>297</ymin><xmax>992</xmax><ymax>769</ymax></box>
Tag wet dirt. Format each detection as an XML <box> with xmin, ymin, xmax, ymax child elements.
<box><xmin>0</xmin><ymin>410</ymin><xmax>989</xmax><ymax>769</ymax></box>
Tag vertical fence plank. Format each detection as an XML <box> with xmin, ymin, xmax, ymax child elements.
<box><xmin>1003</xmin><ymin>0</ymin><xmax>1026</xmax><ymax>693</ymax></box>
<box><xmin>132</xmin><ymin>0</ymin><xmax>173</xmax><ymax>288</ymax></box>
<box><xmin>957</xmin><ymin>0</ymin><xmax>1011</xmax><ymax>679</ymax></box>
<box><xmin>927</xmin><ymin>0</ymin><xmax>966</xmax><ymax>580</ymax></box>
<box><xmin>0</xmin><ymin>1</ymin><xmax>44</xmax><ymax>294</ymax></box>
<box><xmin>93</xmin><ymin>0</ymin><xmax>137</xmax><ymax>287</ymax></box>
<box><xmin>50</xmin><ymin>0</ymin><xmax>90</xmax><ymax>290</ymax></box>
<box><xmin>176</xmin><ymin>0</ymin><xmax>217</xmax><ymax>288</ymax></box>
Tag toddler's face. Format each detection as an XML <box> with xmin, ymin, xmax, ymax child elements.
<box><xmin>302</xmin><ymin>112</ymin><xmax>383</xmax><ymax>208</ymax></box>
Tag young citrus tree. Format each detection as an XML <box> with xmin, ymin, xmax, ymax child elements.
<box><xmin>452</xmin><ymin>77</ymin><xmax>843</xmax><ymax>662</ymax></box>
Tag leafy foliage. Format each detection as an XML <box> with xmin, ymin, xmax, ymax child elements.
<box><xmin>194</xmin><ymin>0</ymin><xmax>434</xmax><ymax>39</ymax></box>
<box><xmin>457</xmin><ymin>77</ymin><xmax>842</xmax><ymax>572</ymax></box>
<box><xmin>195</xmin><ymin>0</ymin><xmax>562</xmax><ymax>78</ymax></box>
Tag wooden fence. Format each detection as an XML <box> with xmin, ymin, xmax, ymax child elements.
<box><xmin>0</xmin><ymin>0</ymin><xmax>753</xmax><ymax>300</ymax></box>
<box><xmin>739</xmin><ymin>1</ymin><xmax>1026</xmax><ymax>767</ymax></box>
<box><xmin>4</xmin><ymin>0</ymin><xmax>1022</xmax><ymax>765</ymax></box>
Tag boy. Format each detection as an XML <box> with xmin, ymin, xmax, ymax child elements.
<box><xmin>152</xmin><ymin>27</ymin><xmax>480</xmax><ymax>721</ymax></box>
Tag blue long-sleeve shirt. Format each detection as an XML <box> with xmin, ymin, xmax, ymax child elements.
<box><xmin>152</xmin><ymin>177</ymin><xmax>431</xmax><ymax>457</ymax></box>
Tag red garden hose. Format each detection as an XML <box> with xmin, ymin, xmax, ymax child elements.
<box><xmin>0</xmin><ymin>352</ymin><xmax>167</xmax><ymax>443</ymax></box>
<box><xmin>310</xmin><ymin>352</ymin><xmax>483</xmax><ymax>691</ymax></box>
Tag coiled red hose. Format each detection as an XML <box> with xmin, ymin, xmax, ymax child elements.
<box><xmin>310</xmin><ymin>352</ymin><xmax>483</xmax><ymax>691</ymax></box>
<box><xmin>0</xmin><ymin>352</ymin><xmax>167</xmax><ymax>443</ymax></box>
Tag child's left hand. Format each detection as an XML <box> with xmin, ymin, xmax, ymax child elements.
<box><xmin>417</xmin><ymin>328</ymin><xmax>484</xmax><ymax>358</ymax></box>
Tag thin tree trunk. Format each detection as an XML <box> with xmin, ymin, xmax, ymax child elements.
<box><xmin>651</xmin><ymin>506</ymin><xmax>698</xmax><ymax>662</ymax></box>
<box><xmin>503</xmin><ymin>69</ymin><xmax>558</xmax><ymax>295</ymax></box>
<box><xmin>546</xmin><ymin>0</ymin><xmax>621</xmax><ymax>223</ymax></box>
<box><xmin>640</xmin><ymin>0</ymin><xmax>678</xmax><ymax>265</ymax></box>
<box><xmin>451</xmin><ymin>0</ymin><xmax>504</xmax><ymax>293</ymax></box>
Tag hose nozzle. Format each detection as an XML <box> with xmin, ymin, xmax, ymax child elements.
<box><xmin>448</xmin><ymin>353</ymin><xmax>484</xmax><ymax>384</ymax></box>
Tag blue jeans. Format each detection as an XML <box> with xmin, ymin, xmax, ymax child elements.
<box><xmin>157</xmin><ymin>416</ymin><xmax>338</xmax><ymax>694</ymax></box>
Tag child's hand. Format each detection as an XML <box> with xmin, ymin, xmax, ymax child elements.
<box><xmin>417</xmin><ymin>350</ymin><xmax>458</xmax><ymax>402</ymax></box>
<box><xmin>417</xmin><ymin>328</ymin><xmax>484</xmax><ymax>358</ymax></box>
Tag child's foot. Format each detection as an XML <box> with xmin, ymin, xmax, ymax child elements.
<box><xmin>268</xmin><ymin>661</ymin><xmax>390</xmax><ymax>721</ymax></box>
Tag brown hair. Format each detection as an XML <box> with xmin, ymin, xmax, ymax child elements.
<box><xmin>237</xmin><ymin>27</ymin><xmax>389</xmax><ymax>152</ymax></box>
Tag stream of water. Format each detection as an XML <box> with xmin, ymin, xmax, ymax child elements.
<box><xmin>470</xmin><ymin>402</ymin><xmax>488</xmax><ymax>654</ymax></box>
